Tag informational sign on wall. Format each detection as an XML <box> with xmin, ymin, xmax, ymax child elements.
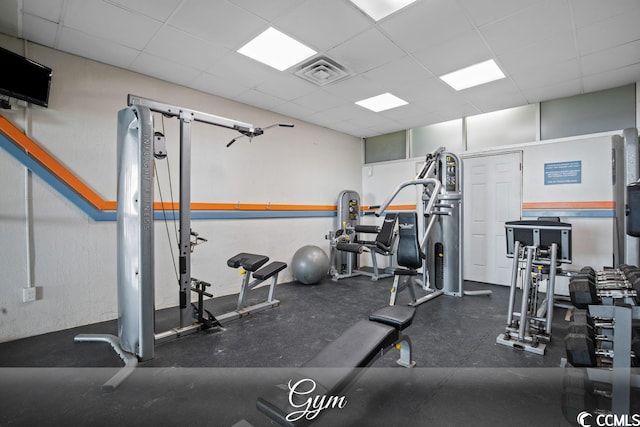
<box><xmin>544</xmin><ymin>160</ymin><xmax>582</xmax><ymax>185</ymax></box>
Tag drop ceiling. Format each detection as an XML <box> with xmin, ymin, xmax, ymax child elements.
<box><xmin>1</xmin><ymin>0</ymin><xmax>639</xmax><ymax>137</ymax></box>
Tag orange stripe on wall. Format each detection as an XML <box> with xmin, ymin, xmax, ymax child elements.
<box><xmin>160</xmin><ymin>202</ymin><xmax>337</xmax><ymax>211</ymax></box>
<box><xmin>0</xmin><ymin>115</ymin><xmax>109</xmax><ymax>210</ymax></box>
<box><xmin>0</xmin><ymin>116</ymin><xmax>342</xmax><ymax>213</ymax></box>
<box><xmin>2</xmin><ymin>116</ymin><xmax>414</xmax><ymax>215</ymax></box>
<box><xmin>522</xmin><ymin>201</ymin><xmax>614</xmax><ymax>210</ymax></box>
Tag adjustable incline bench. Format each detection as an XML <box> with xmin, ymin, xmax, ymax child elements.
<box><xmin>256</xmin><ymin>304</ymin><xmax>416</xmax><ymax>426</ymax></box>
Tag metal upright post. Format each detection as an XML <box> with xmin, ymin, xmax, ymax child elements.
<box><xmin>506</xmin><ymin>241</ymin><xmax>521</xmax><ymax>327</ymax></box>
<box><xmin>545</xmin><ymin>243</ymin><xmax>558</xmax><ymax>335</ymax></box>
<box><xmin>518</xmin><ymin>246</ymin><xmax>535</xmax><ymax>341</ymax></box>
<box><xmin>179</xmin><ymin>112</ymin><xmax>193</xmax><ymax>328</ymax></box>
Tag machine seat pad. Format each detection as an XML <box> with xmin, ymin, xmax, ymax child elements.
<box><xmin>253</xmin><ymin>261</ymin><xmax>287</xmax><ymax>281</ymax></box>
<box><xmin>369</xmin><ymin>305</ymin><xmax>416</xmax><ymax>331</ymax></box>
<box><xmin>227</xmin><ymin>252</ymin><xmax>269</xmax><ymax>271</ymax></box>
<box><xmin>394</xmin><ymin>268</ymin><xmax>418</xmax><ymax>276</ymax></box>
<box><xmin>303</xmin><ymin>320</ymin><xmax>398</xmax><ymax>369</ymax></box>
<box><xmin>354</xmin><ymin>225</ymin><xmax>380</xmax><ymax>234</ymax></box>
<box><xmin>336</xmin><ymin>242</ymin><xmax>364</xmax><ymax>254</ymax></box>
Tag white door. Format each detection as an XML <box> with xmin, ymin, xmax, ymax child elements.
<box><xmin>463</xmin><ymin>152</ymin><xmax>522</xmax><ymax>285</ymax></box>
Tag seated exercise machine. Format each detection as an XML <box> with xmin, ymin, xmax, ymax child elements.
<box><xmin>376</xmin><ymin>147</ymin><xmax>491</xmax><ymax>306</ymax></box>
<box><xmin>496</xmin><ymin>219</ymin><xmax>572</xmax><ymax>355</ymax></box>
<box><xmin>328</xmin><ymin>212</ymin><xmax>398</xmax><ymax>281</ymax></box>
<box><xmin>389</xmin><ymin>212</ymin><xmax>426</xmax><ymax>305</ymax></box>
<box><xmin>75</xmin><ymin>95</ymin><xmax>291</xmax><ymax>391</ymax></box>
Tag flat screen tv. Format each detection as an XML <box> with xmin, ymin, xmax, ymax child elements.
<box><xmin>0</xmin><ymin>46</ymin><xmax>52</xmax><ymax>108</ymax></box>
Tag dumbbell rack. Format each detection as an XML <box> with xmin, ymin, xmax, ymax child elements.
<box><xmin>564</xmin><ymin>304</ymin><xmax>640</xmax><ymax>416</ymax></box>
<box><xmin>570</xmin><ymin>265</ymin><xmax>640</xmax><ymax>308</ymax></box>
<box><xmin>496</xmin><ymin>242</ymin><xmax>558</xmax><ymax>355</ymax></box>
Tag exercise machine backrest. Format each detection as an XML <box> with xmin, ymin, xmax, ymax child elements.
<box><xmin>505</xmin><ymin>220</ymin><xmax>572</xmax><ymax>264</ymax></box>
<box><xmin>397</xmin><ymin>212</ymin><xmax>422</xmax><ymax>270</ymax></box>
<box><xmin>374</xmin><ymin>213</ymin><xmax>398</xmax><ymax>252</ymax></box>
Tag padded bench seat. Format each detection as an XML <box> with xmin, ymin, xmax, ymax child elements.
<box><xmin>256</xmin><ymin>305</ymin><xmax>416</xmax><ymax>426</ymax></box>
<box><xmin>369</xmin><ymin>305</ymin><xmax>416</xmax><ymax>330</ymax></box>
<box><xmin>303</xmin><ymin>320</ymin><xmax>397</xmax><ymax>369</ymax></box>
<box><xmin>227</xmin><ymin>252</ymin><xmax>269</xmax><ymax>271</ymax></box>
<box><xmin>253</xmin><ymin>261</ymin><xmax>287</xmax><ymax>281</ymax></box>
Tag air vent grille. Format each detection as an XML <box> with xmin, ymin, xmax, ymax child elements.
<box><xmin>294</xmin><ymin>56</ymin><xmax>350</xmax><ymax>86</ymax></box>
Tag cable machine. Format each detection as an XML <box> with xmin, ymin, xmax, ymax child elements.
<box><xmin>75</xmin><ymin>95</ymin><xmax>292</xmax><ymax>390</ymax></box>
<box><xmin>376</xmin><ymin>147</ymin><xmax>490</xmax><ymax>306</ymax></box>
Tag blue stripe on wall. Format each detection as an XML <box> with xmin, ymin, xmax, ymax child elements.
<box><xmin>522</xmin><ymin>209</ymin><xmax>615</xmax><ymax>218</ymax></box>
<box><xmin>1</xmin><ymin>131</ymin><xmax>337</xmax><ymax>221</ymax></box>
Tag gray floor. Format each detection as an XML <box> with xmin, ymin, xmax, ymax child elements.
<box><xmin>0</xmin><ymin>275</ymin><xmax>584</xmax><ymax>426</ymax></box>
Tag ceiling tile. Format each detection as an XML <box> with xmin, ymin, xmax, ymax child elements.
<box><xmin>570</xmin><ymin>0</ymin><xmax>640</xmax><ymax>28</ymax></box>
<box><xmin>57</xmin><ymin>26</ymin><xmax>141</xmax><ymax>69</ymax></box>
<box><xmin>274</xmin><ymin>0</ymin><xmax>371</xmax><ymax>51</ymax></box>
<box><xmin>254</xmin><ymin>73</ymin><xmax>318</xmax><ymax>101</ymax></box>
<box><xmin>4</xmin><ymin>0</ymin><xmax>640</xmax><ymax>138</ymax></box>
<box><xmin>510</xmin><ymin>59</ymin><xmax>581</xmax><ymax>91</ymax></box>
<box><xmin>576</xmin><ymin>12</ymin><xmax>640</xmax><ymax>55</ymax></box>
<box><xmin>23</xmin><ymin>0</ymin><xmax>64</xmax><ymax>23</ymax></box>
<box><xmin>461</xmin><ymin>79</ymin><xmax>529</xmax><ymax>112</ymax></box>
<box><xmin>63</xmin><ymin>0</ymin><xmax>162</xmax><ymax>51</ymax></box>
<box><xmin>327</xmin><ymin>28</ymin><xmax>407</xmax><ymax>74</ymax></box>
<box><xmin>270</xmin><ymin>100</ymin><xmax>317</xmax><ymax>119</ymax></box>
<box><xmin>290</xmin><ymin>89</ymin><xmax>346</xmax><ymax>111</ymax></box>
<box><xmin>412</xmin><ymin>30</ymin><xmax>493</xmax><ymax>76</ymax></box>
<box><xmin>321</xmin><ymin>75</ymin><xmax>384</xmax><ymax>103</ymax></box>
<box><xmin>21</xmin><ymin>14</ymin><xmax>59</xmax><ymax>48</ymax></box>
<box><xmin>206</xmin><ymin>52</ymin><xmax>281</xmax><ymax>89</ymax></box>
<box><xmin>497</xmin><ymin>31</ymin><xmax>577</xmax><ymax>76</ymax></box>
<box><xmin>145</xmin><ymin>26</ymin><xmax>230</xmax><ymax>72</ymax></box>
<box><xmin>189</xmin><ymin>72</ymin><xmax>250</xmax><ymax>100</ymax></box>
<box><xmin>228</xmin><ymin>0</ymin><xmax>303</xmax><ymax>22</ymax></box>
<box><xmin>234</xmin><ymin>88</ymin><xmax>286</xmax><ymax>110</ymax></box>
<box><xmin>169</xmin><ymin>0</ymin><xmax>267</xmax><ymax>49</ymax></box>
<box><xmin>580</xmin><ymin>40</ymin><xmax>640</xmax><ymax>76</ymax></box>
<box><xmin>457</xmin><ymin>0</ymin><xmax>543</xmax><ymax>27</ymax></box>
<box><xmin>522</xmin><ymin>79</ymin><xmax>582</xmax><ymax>103</ymax></box>
<box><xmin>362</xmin><ymin>56</ymin><xmax>434</xmax><ymax>90</ymax></box>
<box><xmin>479</xmin><ymin>0</ymin><xmax>571</xmax><ymax>55</ymax></box>
<box><xmin>104</xmin><ymin>0</ymin><xmax>183</xmax><ymax>22</ymax></box>
<box><xmin>130</xmin><ymin>52</ymin><xmax>202</xmax><ymax>86</ymax></box>
<box><xmin>379</xmin><ymin>0</ymin><xmax>472</xmax><ymax>53</ymax></box>
<box><xmin>582</xmin><ymin>63</ymin><xmax>640</xmax><ymax>93</ymax></box>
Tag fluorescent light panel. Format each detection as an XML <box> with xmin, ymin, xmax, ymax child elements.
<box><xmin>355</xmin><ymin>92</ymin><xmax>408</xmax><ymax>112</ymax></box>
<box><xmin>439</xmin><ymin>59</ymin><xmax>506</xmax><ymax>90</ymax></box>
<box><xmin>237</xmin><ymin>27</ymin><xmax>316</xmax><ymax>71</ymax></box>
<box><xmin>350</xmin><ymin>0</ymin><xmax>417</xmax><ymax>21</ymax></box>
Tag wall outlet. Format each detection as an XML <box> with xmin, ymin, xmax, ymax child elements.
<box><xmin>22</xmin><ymin>287</ymin><xmax>36</xmax><ymax>302</ymax></box>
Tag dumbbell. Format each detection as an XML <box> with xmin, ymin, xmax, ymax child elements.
<box><xmin>564</xmin><ymin>310</ymin><xmax>639</xmax><ymax>367</ymax></box>
<box><xmin>569</xmin><ymin>274</ymin><xmax>639</xmax><ymax>309</ymax></box>
<box><xmin>578</xmin><ymin>266</ymin><xmax>640</xmax><ymax>290</ymax></box>
<box><xmin>562</xmin><ymin>367</ymin><xmax>640</xmax><ymax>423</ymax></box>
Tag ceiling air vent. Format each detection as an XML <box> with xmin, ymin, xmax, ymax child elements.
<box><xmin>294</xmin><ymin>56</ymin><xmax>350</xmax><ymax>86</ymax></box>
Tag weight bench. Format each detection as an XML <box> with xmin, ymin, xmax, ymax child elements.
<box><xmin>213</xmin><ymin>252</ymin><xmax>287</xmax><ymax>324</ymax></box>
<box><xmin>256</xmin><ymin>305</ymin><xmax>416</xmax><ymax>426</ymax></box>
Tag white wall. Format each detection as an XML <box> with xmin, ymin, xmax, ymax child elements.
<box><xmin>521</xmin><ymin>135</ymin><xmax>615</xmax><ymax>270</ymax></box>
<box><xmin>361</xmin><ymin>133</ymin><xmax>626</xmax><ymax>290</ymax></box>
<box><xmin>0</xmin><ymin>35</ymin><xmax>361</xmax><ymax>342</ymax></box>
